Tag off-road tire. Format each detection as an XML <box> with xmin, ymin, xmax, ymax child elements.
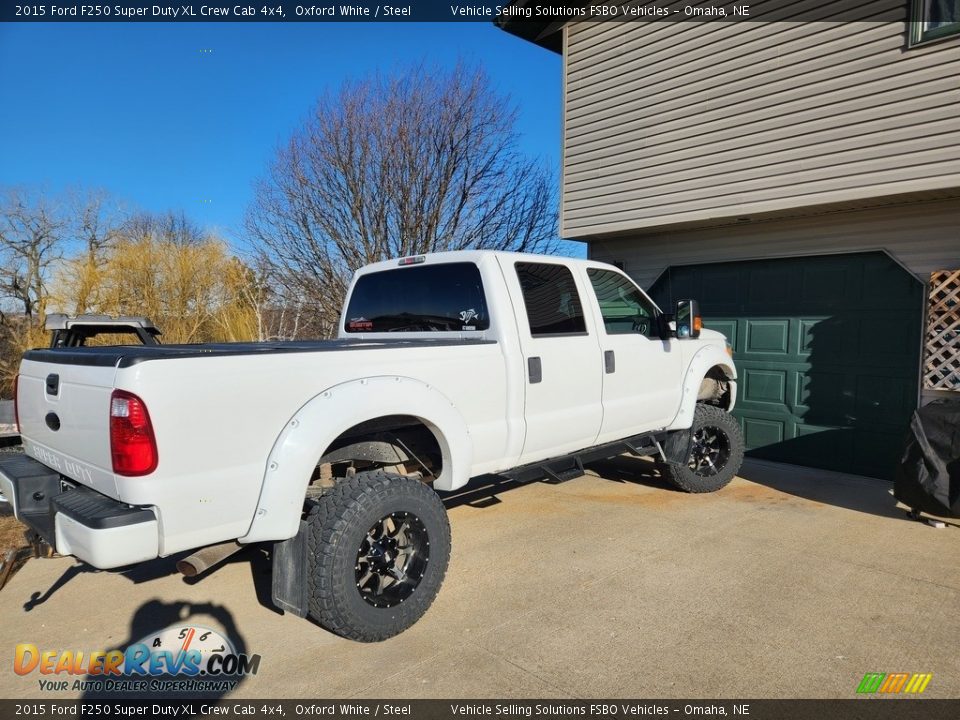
<box><xmin>306</xmin><ymin>470</ymin><xmax>450</xmax><ymax>642</ymax></box>
<box><xmin>661</xmin><ymin>404</ymin><xmax>744</xmax><ymax>493</ymax></box>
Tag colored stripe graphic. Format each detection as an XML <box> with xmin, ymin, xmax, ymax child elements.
<box><xmin>857</xmin><ymin>672</ymin><xmax>932</xmax><ymax>694</ymax></box>
<box><xmin>904</xmin><ymin>674</ymin><xmax>933</xmax><ymax>694</ymax></box>
<box><xmin>857</xmin><ymin>673</ymin><xmax>885</xmax><ymax>693</ymax></box>
<box><xmin>880</xmin><ymin>673</ymin><xmax>909</xmax><ymax>693</ymax></box>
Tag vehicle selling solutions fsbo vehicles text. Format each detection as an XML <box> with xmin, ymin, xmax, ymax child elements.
<box><xmin>449</xmin><ymin>5</ymin><xmax>749</xmax><ymax>19</ymax></box>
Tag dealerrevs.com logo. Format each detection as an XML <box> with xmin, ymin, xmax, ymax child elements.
<box><xmin>856</xmin><ymin>672</ymin><xmax>932</xmax><ymax>695</ymax></box>
<box><xmin>14</xmin><ymin>625</ymin><xmax>261</xmax><ymax>694</ymax></box>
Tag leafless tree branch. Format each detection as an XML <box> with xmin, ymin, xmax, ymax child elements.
<box><xmin>245</xmin><ymin>63</ymin><xmax>558</xmax><ymax>338</ymax></box>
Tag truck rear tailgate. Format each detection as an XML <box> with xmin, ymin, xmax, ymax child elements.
<box><xmin>17</xmin><ymin>357</ymin><xmax>118</xmax><ymax>497</ymax></box>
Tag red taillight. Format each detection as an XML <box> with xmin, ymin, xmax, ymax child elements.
<box><xmin>110</xmin><ymin>390</ymin><xmax>158</xmax><ymax>476</ymax></box>
<box><xmin>12</xmin><ymin>374</ymin><xmax>19</xmax><ymax>433</ymax></box>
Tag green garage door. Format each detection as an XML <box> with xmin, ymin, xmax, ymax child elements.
<box><xmin>649</xmin><ymin>252</ymin><xmax>923</xmax><ymax>480</ymax></box>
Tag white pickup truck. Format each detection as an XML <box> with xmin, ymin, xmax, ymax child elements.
<box><xmin>1</xmin><ymin>251</ymin><xmax>741</xmax><ymax>641</ymax></box>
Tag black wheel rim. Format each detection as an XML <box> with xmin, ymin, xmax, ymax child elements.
<box><xmin>355</xmin><ymin>512</ymin><xmax>429</xmax><ymax>609</ymax></box>
<box><xmin>689</xmin><ymin>425</ymin><xmax>732</xmax><ymax>477</ymax></box>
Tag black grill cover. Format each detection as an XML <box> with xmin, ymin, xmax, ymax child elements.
<box><xmin>894</xmin><ymin>399</ymin><xmax>960</xmax><ymax>518</ymax></box>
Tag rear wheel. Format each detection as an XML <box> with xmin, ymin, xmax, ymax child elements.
<box><xmin>306</xmin><ymin>470</ymin><xmax>450</xmax><ymax>642</ymax></box>
<box><xmin>661</xmin><ymin>404</ymin><xmax>744</xmax><ymax>493</ymax></box>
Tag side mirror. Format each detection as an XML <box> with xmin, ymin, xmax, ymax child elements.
<box><xmin>676</xmin><ymin>299</ymin><xmax>702</xmax><ymax>339</ymax></box>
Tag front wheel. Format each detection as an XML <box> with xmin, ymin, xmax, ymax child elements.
<box><xmin>661</xmin><ymin>404</ymin><xmax>744</xmax><ymax>493</ymax></box>
<box><xmin>306</xmin><ymin>470</ymin><xmax>451</xmax><ymax>642</ymax></box>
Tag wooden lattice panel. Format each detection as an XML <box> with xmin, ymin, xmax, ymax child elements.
<box><xmin>924</xmin><ymin>270</ymin><xmax>960</xmax><ymax>391</ymax></box>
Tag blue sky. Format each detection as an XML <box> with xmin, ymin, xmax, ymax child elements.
<box><xmin>0</xmin><ymin>22</ymin><xmax>562</xmax><ymax>248</ymax></box>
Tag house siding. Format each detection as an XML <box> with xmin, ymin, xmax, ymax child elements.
<box><xmin>586</xmin><ymin>199</ymin><xmax>960</xmax><ymax>290</ymax></box>
<box><xmin>562</xmin><ymin>4</ymin><xmax>960</xmax><ymax>238</ymax></box>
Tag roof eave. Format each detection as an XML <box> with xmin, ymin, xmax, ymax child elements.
<box><xmin>494</xmin><ymin>3</ymin><xmax>570</xmax><ymax>52</ymax></box>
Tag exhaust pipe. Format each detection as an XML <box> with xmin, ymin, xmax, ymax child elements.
<box><xmin>177</xmin><ymin>541</ymin><xmax>244</xmax><ymax>578</ymax></box>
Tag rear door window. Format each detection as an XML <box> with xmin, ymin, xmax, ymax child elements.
<box><xmin>344</xmin><ymin>262</ymin><xmax>490</xmax><ymax>332</ymax></box>
<box><xmin>515</xmin><ymin>262</ymin><xmax>588</xmax><ymax>336</ymax></box>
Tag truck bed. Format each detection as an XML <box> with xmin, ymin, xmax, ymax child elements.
<box><xmin>23</xmin><ymin>338</ymin><xmax>494</xmax><ymax>368</ymax></box>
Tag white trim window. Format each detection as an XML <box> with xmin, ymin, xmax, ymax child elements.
<box><xmin>910</xmin><ymin>0</ymin><xmax>960</xmax><ymax>46</ymax></box>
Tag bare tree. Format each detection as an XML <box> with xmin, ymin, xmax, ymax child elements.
<box><xmin>122</xmin><ymin>210</ymin><xmax>205</xmax><ymax>248</ymax></box>
<box><xmin>66</xmin><ymin>190</ymin><xmax>125</xmax><ymax>314</ymax></box>
<box><xmin>0</xmin><ymin>188</ymin><xmax>69</xmax><ymax>397</ymax></box>
<box><xmin>0</xmin><ymin>188</ymin><xmax>68</xmax><ymax>321</ymax></box>
<box><xmin>245</xmin><ymin>63</ymin><xmax>557</xmax><ymax>337</ymax></box>
<box><xmin>232</xmin><ymin>255</ymin><xmax>305</xmax><ymax>342</ymax></box>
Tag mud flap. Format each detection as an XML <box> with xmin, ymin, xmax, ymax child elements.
<box><xmin>662</xmin><ymin>428</ymin><xmax>693</xmax><ymax>466</ymax></box>
<box><xmin>271</xmin><ymin>520</ymin><xmax>309</xmax><ymax>618</ymax></box>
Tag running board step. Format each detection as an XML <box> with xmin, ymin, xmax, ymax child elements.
<box><xmin>501</xmin><ymin>431</ymin><xmax>670</xmax><ymax>485</ymax></box>
<box><xmin>542</xmin><ymin>457</ymin><xmax>585</xmax><ymax>484</ymax></box>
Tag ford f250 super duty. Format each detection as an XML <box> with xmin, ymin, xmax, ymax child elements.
<box><xmin>0</xmin><ymin>251</ymin><xmax>742</xmax><ymax>641</ymax></box>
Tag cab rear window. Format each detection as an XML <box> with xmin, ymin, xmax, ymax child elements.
<box><xmin>344</xmin><ymin>262</ymin><xmax>490</xmax><ymax>333</ymax></box>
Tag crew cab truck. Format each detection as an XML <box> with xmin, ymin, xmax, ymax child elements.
<box><xmin>0</xmin><ymin>252</ymin><xmax>742</xmax><ymax>641</ymax></box>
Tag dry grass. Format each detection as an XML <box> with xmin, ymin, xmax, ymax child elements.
<box><xmin>0</xmin><ymin>507</ymin><xmax>31</xmax><ymax>591</ymax></box>
<box><xmin>0</xmin><ymin>444</ymin><xmax>33</xmax><ymax>588</ymax></box>
<box><xmin>0</xmin><ymin>507</ymin><xmax>28</xmax><ymax>553</ymax></box>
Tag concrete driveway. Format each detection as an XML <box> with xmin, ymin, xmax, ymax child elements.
<box><xmin>1</xmin><ymin>457</ymin><xmax>958</xmax><ymax>699</ymax></box>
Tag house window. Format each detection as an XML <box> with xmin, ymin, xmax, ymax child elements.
<box><xmin>910</xmin><ymin>0</ymin><xmax>960</xmax><ymax>46</ymax></box>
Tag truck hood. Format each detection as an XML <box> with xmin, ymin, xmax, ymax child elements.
<box><xmin>699</xmin><ymin>328</ymin><xmax>727</xmax><ymax>343</ymax></box>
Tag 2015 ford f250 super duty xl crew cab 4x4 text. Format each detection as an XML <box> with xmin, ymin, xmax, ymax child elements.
<box><xmin>0</xmin><ymin>251</ymin><xmax>742</xmax><ymax>641</ymax></box>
